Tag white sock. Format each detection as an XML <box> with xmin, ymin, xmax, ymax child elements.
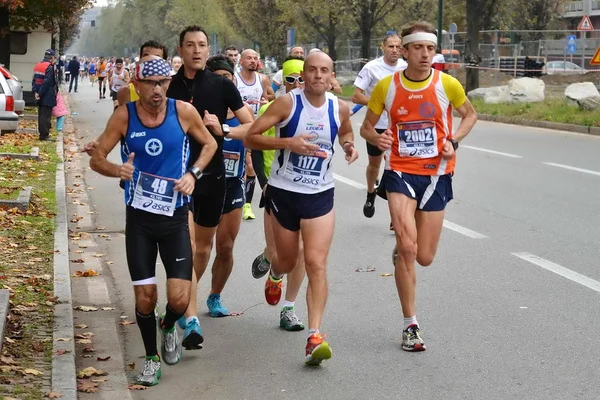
<box><xmin>281</xmin><ymin>300</ymin><xmax>295</xmax><ymax>309</ymax></box>
<box><xmin>307</xmin><ymin>328</ymin><xmax>319</xmax><ymax>339</ymax></box>
<box><xmin>186</xmin><ymin>316</ymin><xmax>198</xmax><ymax>325</ymax></box>
<box><xmin>270</xmin><ymin>270</ymin><xmax>284</xmax><ymax>280</ymax></box>
<box><xmin>403</xmin><ymin>316</ymin><xmax>418</xmax><ymax>330</ymax></box>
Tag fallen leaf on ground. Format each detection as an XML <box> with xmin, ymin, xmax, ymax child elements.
<box><xmin>75</xmin><ymin>324</ymin><xmax>88</xmax><ymax>329</ymax></box>
<box><xmin>101</xmin><ymin>307</ymin><xmax>115</xmax><ymax>311</ymax></box>
<box><xmin>55</xmin><ymin>349</ymin><xmax>71</xmax><ymax>355</ymax></box>
<box><xmin>355</xmin><ymin>267</ymin><xmax>377</xmax><ymax>273</ymax></box>
<box><xmin>105</xmin><ymin>261</ymin><xmax>114</xmax><ymax>265</ymax></box>
<box><xmin>71</xmin><ymin>216</ymin><xmax>83</xmax><ymax>223</ymax></box>
<box><xmin>55</xmin><ymin>338</ymin><xmax>71</xmax><ymax>342</ymax></box>
<box><xmin>0</xmin><ymin>356</ymin><xmax>16</xmax><ymax>365</ymax></box>
<box><xmin>74</xmin><ymin>305</ymin><xmax>98</xmax><ymax>312</ymax></box>
<box><xmin>76</xmin><ymin>339</ymin><xmax>92</xmax><ymax>344</ymax></box>
<box><xmin>23</xmin><ymin>368</ymin><xmax>44</xmax><ymax>376</ymax></box>
<box><xmin>127</xmin><ymin>361</ymin><xmax>135</xmax><ymax>370</ymax></box>
<box><xmin>74</xmin><ymin>269</ymin><xmax>99</xmax><ymax>277</ymax></box>
<box><xmin>47</xmin><ymin>392</ymin><xmax>63</xmax><ymax>398</ymax></box>
<box><xmin>381</xmin><ymin>273</ymin><xmax>394</xmax><ymax>277</ymax></box>
<box><xmin>128</xmin><ymin>384</ymin><xmax>147</xmax><ymax>391</ymax></box>
<box><xmin>91</xmin><ymin>377</ymin><xmax>108</xmax><ymax>383</ymax></box>
<box><xmin>96</xmin><ymin>356</ymin><xmax>111</xmax><ymax>361</ymax></box>
<box><xmin>93</xmin><ymin>253</ymin><xmax>105</xmax><ymax>258</ymax></box>
<box><xmin>119</xmin><ymin>320</ymin><xmax>136</xmax><ymax>325</ymax></box>
<box><xmin>75</xmin><ymin>250</ymin><xmax>84</xmax><ymax>254</ymax></box>
<box><xmin>98</xmin><ymin>234</ymin><xmax>111</xmax><ymax>238</ymax></box>
<box><xmin>70</xmin><ymin>259</ymin><xmax>85</xmax><ymax>263</ymax></box>
<box><xmin>83</xmin><ymin>346</ymin><xmax>95</xmax><ymax>353</ymax></box>
<box><xmin>77</xmin><ymin>380</ymin><xmax>99</xmax><ymax>393</ymax></box>
<box><xmin>77</xmin><ymin>366</ymin><xmax>107</xmax><ymax>378</ymax></box>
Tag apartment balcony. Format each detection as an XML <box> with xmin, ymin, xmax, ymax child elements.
<box><xmin>563</xmin><ymin>0</ymin><xmax>600</xmax><ymax>17</ymax></box>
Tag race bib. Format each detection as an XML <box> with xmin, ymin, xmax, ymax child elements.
<box><xmin>224</xmin><ymin>150</ymin><xmax>241</xmax><ymax>178</ymax></box>
<box><xmin>130</xmin><ymin>172</ymin><xmax>178</xmax><ymax>216</ymax></box>
<box><xmin>286</xmin><ymin>152</ymin><xmax>328</xmax><ymax>187</ymax></box>
<box><xmin>397</xmin><ymin>121</ymin><xmax>439</xmax><ymax>159</ymax></box>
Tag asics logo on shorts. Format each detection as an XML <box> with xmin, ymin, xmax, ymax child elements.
<box><xmin>232</xmin><ymin>198</ymin><xmax>243</xmax><ymax>205</ymax></box>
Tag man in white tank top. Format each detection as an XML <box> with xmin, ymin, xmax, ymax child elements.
<box><xmin>244</xmin><ymin>51</ymin><xmax>358</xmax><ymax>366</ymax></box>
<box><xmin>109</xmin><ymin>58</ymin><xmax>130</xmax><ymax>109</ymax></box>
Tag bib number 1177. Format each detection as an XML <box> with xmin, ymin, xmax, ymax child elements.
<box><xmin>151</xmin><ymin>178</ymin><xmax>168</xmax><ymax>194</ymax></box>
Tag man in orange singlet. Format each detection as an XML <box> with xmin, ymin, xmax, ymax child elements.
<box><xmin>360</xmin><ymin>21</ymin><xmax>477</xmax><ymax>352</ymax></box>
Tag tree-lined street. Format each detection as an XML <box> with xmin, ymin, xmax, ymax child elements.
<box><xmin>67</xmin><ymin>80</ymin><xmax>600</xmax><ymax>399</ymax></box>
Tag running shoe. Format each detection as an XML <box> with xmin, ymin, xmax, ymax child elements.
<box><xmin>280</xmin><ymin>306</ymin><xmax>305</xmax><ymax>331</ymax></box>
<box><xmin>305</xmin><ymin>333</ymin><xmax>332</xmax><ymax>365</ymax></box>
<box><xmin>252</xmin><ymin>252</ymin><xmax>270</xmax><ymax>279</ymax></box>
<box><xmin>392</xmin><ymin>244</ymin><xmax>398</xmax><ymax>267</ymax></box>
<box><xmin>402</xmin><ymin>324</ymin><xmax>426</xmax><ymax>352</ymax></box>
<box><xmin>159</xmin><ymin>315</ymin><xmax>182</xmax><ymax>365</ymax></box>
<box><xmin>182</xmin><ymin>317</ymin><xmax>203</xmax><ymax>350</ymax></box>
<box><xmin>264</xmin><ymin>273</ymin><xmax>283</xmax><ymax>306</ymax></box>
<box><xmin>177</xmin><ymin>316</ymin><xmax>187</xmax><ymax>330</ymax></box>
<box><xmin>206</xmin><ymin>293</ymin><xmax>229</xmax><ymax>317</ymax></box>
<box><xmin>390</xmin><ymin>221</ymin><xmax>394</xmax><ymax>231</ymax></box>
<box><xmin>363</xmin><ymin>191</ymin><xmax>376</xmax><ymax>218</ymax></box>
<box><xmin>135</xmin><ymin>355</ymin><xmax>161</xmax><ymax>386</ymax></box>
<box><xmin>242</xmin><ymin>203</ymin><xmax>255</xmax><ymax>220</ymax></box>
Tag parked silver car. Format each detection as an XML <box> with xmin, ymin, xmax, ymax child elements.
<box><xmin>0</xmin><ymin>73</ymin><xmax>19</xmax><ymax>134</ymax></box>
<box><xmin>0</xmin><ymin>65</ymin><xmax>24</xmax><ymax>115</ymax></box>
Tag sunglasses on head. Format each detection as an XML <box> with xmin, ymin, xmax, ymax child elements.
<box><xmin>284</xmin><ymin>76</ymin><xmax>304</xmax><ymax>84</ymax></box>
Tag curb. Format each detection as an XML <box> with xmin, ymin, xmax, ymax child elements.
<box><xmin>0</xmin><ymin>186</ymin><xmax>32</xmax><ymax>211</ymax></box>
<box><xmin>0</xmin><ymin>289</ymin><xmax>9</xmax><ymax>353</ymax></box>
<box><xmin>52</xmin><ymin>130</ymin><xmax>77</xmax><ymax>400</ymax></box>
<box><xmin>0</xmin><ymin>147</ymin><xmax>40</xmax><ymax>160</ymax></box>
<box><xmin>470</xmin><ymin>113</ymin><xmax>600</xmax><ymax>135</ymax></box>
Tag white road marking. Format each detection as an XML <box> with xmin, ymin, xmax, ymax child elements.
<box><xmin>333</xmin><ymin>173</ymin><xmax>367</xmax><ymax>189</ymax></box>
<box><xmin>333</xmin><ymin>173</ymin><xmax>488</xmax><ymax>239</ymax></box>
<box><xmin>462</xmin><ymin>145</ymin><xmax>522</xmax><ymax>158</ymax></box>
<box><xmin>542</xmin><ymin>162</ymin><xmax>600</xmax><ymax>177</ymax></box>
<box><xmin>512</xmin><ymin>252</ymin><xmax>600</xmax><ymax>293</ymax></box>
<box><xmin>442</xmin><ymin>220</ymin><xmax>488</xmax><ymax>239</ymax></box>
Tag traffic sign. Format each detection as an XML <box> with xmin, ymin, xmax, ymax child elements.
<box><xmin>578</xmin><ymin>15</ymin><xmax>594</xmax><ymax>31</ymax></box>
<box><xmin>567</xmin><ymin>34</ymin><xmax>577</xmax><ymax>55</ymax></box>
<box><xmin>591</xmin><ymin>47</ymin><xmax>600</xmax><ymax>65</ymax></box>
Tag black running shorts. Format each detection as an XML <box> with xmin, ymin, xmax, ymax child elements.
<box><xmin>125</xmin><ymin>204</ymin><xmax>193</xmax><ymax>285</ymax></box>
<box><xmin>367</xmin><ymin>128</ymin><xmax>387</xmax><ymax>157</ymax></box>
<box><xmin>190</xmin><ymin>173</ymin><xmax>226</xmax><ymax>228</ymax></box>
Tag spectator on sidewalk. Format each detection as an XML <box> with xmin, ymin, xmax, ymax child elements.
<box><xmin>52</xmin><ymin>91</ymin><xmax>69</xmax><ymax>132</ymax></box>
<box><xmin>32</xmin><ymin>48</ymin><xmax>58</xmax><ymax>142</ymax></box>
<box><xmin>69</xmin><ymin>56</ymin><xmax>81</xmax><ymax>93</ymax></box>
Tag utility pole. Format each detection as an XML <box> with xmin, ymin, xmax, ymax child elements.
<box><xmin>437</xmin><ymin>0</ymin><xmax>443</xmax><ymax>49</ymax></box>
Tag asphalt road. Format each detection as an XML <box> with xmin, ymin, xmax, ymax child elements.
<box><xmin>67</xmin><ymin>80</ymin><xmax>600</xmax><ymax>400</ymax></box>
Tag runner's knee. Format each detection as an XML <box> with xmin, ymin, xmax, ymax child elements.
<box><xmin>167</xmin><ymin>291</ymin><xmax>190</xmax><ymax>313</ymax></box>
<box><xmin>416</xmin><ymin>252</ymin><xmax>435</xmax><ymax>267</ymax></box>
<box><xmin>396</xmin><ymin>233</ymin><xmax>418</xmax><ymax>262</ymax></box>
<box><xmin>135</xmin><ymin>288</ymin><xmax>157</xmax><ymax>314</ymax></box>
<box><xmin>215</xmin><ymin>236</ymin><xmax>234</xmax><ymax>260</ymax></box>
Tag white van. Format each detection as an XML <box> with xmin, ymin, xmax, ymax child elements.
<box><xmin>9</xmin><ymin>27</ymin><xmax>53</xmax><ymax>92</ymax></box>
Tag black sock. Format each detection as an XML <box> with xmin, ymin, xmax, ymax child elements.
<box><xmin>245</xmin><ymin>175</ymin><xmax>256</xmax><ymax>204</ymax></box>
<box><xmin>161</xmin><ymin>303</ymin><xmax>185</xmax><ymax>330</ymax></box>
<box><xmin>103</xmin><ymin>87</ymin><xmax>106</xmax><ymax>95</ymax></box>
<box><xmin>135</xmin><ymin>309</ymin><xmax>158</xmax><ymax>357</ymax></box>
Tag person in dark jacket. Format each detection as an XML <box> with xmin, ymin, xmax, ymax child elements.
<box><xmin>68</xmin><ymin>56</ymin><xmax>81</xmax><ymax>93</ymax></box>
<box><xmin>32</xmin><ymin>49</ymin><xmax>58</xmax><ymax>141</ymax></box>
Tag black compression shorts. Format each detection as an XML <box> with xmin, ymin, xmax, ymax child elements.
<box><xmin>367</xmin><ymin>129</ymin><xmax>387</xmax><ymax>157</ymax></box>
<box><xmin>190</xmin><ymin>173</ymin><xmax>226</xmax><ymax>228</ymax></box>
<box><xmin>125</xmin><ymin>204</ymin><xmax>193</xmax><ymax>284</ymax></box>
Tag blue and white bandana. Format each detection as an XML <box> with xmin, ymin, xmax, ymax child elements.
<box><xmin>135</xmin><ymin>58</ymin><xmax>172</xmax><ymax>80</ymax></box>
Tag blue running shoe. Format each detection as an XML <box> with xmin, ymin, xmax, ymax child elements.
<box><xmin>207</xmin><ymin>294</ymin><xmax>229</xmax><ymax>317</ymax></box>
<box><xmin>182</xmin><ymin>318</ymin><xmax>203</xmax><ymax>350</ymax></box>
<box><xmin>177</xmin><ymin>316</ymin><xmax>187</xmax><ymax>330</ymax></box>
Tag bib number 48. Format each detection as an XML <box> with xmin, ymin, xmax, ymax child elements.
<box><xmin>151</xmin><ymin>178</ymin><xmax>168</xmax><ymax>195</ymax></box>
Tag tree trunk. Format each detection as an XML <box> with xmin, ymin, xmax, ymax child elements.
<box><xmin>360</xmin><ymin>24</ymin><xmax>371</xmax><ymax>60</ymax></box>
<box><xmin>327</xmin><ymin>14</ymin><xmax>337</xmax><ymax>62</ymax></box>
<box><xmin>0</xmin><ymin>7</ymin><xmax>10</xmax><ymax>68</ymax></box>
<box><xmin>465</xmin><ymin>0</ymin><xmax>479</xmax><ymax>92</ymax></box>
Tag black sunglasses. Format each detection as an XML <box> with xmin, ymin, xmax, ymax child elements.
<box><xmin>284</xmin><ymin>76</ymin><xmax>304</xmax><ymax>84</ymax></box>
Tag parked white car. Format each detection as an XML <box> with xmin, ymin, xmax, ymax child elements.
<box><xmin>0</xmin><ymin>65</ymin><xmax>24</xmax><ymax>115</ymax></box>
<box><xmin>0</xmin><ymin>73</ymin><xmax>19</xmax><ymax>134</ymax></box>
<box><xmin>545</xmin><ymin>61</ymin><xmax>586</xmax><ymax>75</ymax></box>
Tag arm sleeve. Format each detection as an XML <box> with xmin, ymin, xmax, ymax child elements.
<box><xmin>38</xmin><ymin>65</ymin><xmax>53</xmax><ymax>98</ymax></box>
<box><xmin>251</xmin><ymin>150</ymin><xmax>268</xmax><ymax>189</ymax></box>
<box><xmin>223</xmin><ymin>78</ymin><xmax>244</xmax><ymax>112</ymax></box>
<box><xmin>441</xmin><ymin>75</ymin><xmax>467</xmax><ymax>109</ymax></box>
<box><xmin>353</xmin><ymin>63</ymin><xmax>371</xmax><ymax>91</ymax></box>
<box><xmin>351</xmin><ymin>104</ymin><xmax>364</xmax><ymax>114</ymax></box>
<box><xmin>367</xmin><ymin>76</ymin><xmax>390</xmax><ymax>116</ymax></box>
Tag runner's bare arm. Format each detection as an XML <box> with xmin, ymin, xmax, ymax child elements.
<box><xmin>228</xmin><ymin>106</ymin><xmax>255</xmax><ymax>140</ymax></box>
<box><xmin>232</xmin><ymin>103</ymin><xmax>254</xmax><ymax>127</ymax></box>
<box><xmin>329</xmin><ymin>74</ymin><xmax>343</xmax><ymax>95</ymax></box>
<box><xmin>117</xmin><ymin>85</ymin><xmax>131</xmax><ymax>106</ymax></box>
<box><xmin>451</xmin><ymin>98</ymin><xmax>477</xmax><ymax>142</ymax></box>
<box><xmin>360</xmin><ymin>108</ymin><xmax>383</xmax><ymax>145</ymax></box>
<box><xmin>89</xmin><ymin>107</ymin><xmax>129</xmax><ymax>178</ymax></box>
<box><xmin>177</xmin><ymin>102</ymin><xmax>218</xmax><ymax>172</ymax></box>
<box><xmin>124</xmin><ymin>70</ymin><xmax>130</xmax><ymax>84</ymax></box>
<box><xmin>337</xmin><ymin>100</ymin><xmax>358</xmax><ymax>164</ymax></box>
<box><xmin>244</xmin><ymin>96</ymin><xmax>321</xmax><ymax>155</ymax></box>
<box><xmin>262</xmin><ymin>74</ymin><xmax>275</xmax><ymax>101</ymax></box>
<box><xmin>351</xmin><ymin>88</ymin><xmax>370</xmax><ymax>106</ymax></box>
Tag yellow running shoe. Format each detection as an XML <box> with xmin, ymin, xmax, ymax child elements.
<box><xmin>243</xmin><ymin>203</ymin><xmax>255</xmax><ymax>220</ymax></box>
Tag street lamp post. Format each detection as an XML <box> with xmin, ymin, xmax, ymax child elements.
<box><xmin>437</xmin><ymin>0</ymin><xmax>443</xmax><ymax>49</ymax></box>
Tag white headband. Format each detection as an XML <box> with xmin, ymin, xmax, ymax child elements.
<box><xmin>402</xmin><ymin>32</ymin><xmax>437</xmax><ymax>45</ymax></box>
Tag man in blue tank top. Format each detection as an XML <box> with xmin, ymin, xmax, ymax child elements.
<box><xmin>244</xmin><ymin>51</ymin><xmax>359</xmax><ymax>366</ymax></box>
<box><xmin>90</xmin><ymin>56</ymin><xmax>217</xmax><ymax>386</ymax></box>
<box><xmin>200</xmin><ymin>55</ymin><xmax>254</xmax><ymax>317</ymax></box>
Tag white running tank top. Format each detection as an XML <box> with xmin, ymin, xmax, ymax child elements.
<box><xmin>235</xmin><ymin>71</ymin><xmax>264</xmax><ymax>117</ymax></box>
<box><xmin>267</xmin><ymin>88</ymin><xmax>340</xmax><ymax>194</ymax></box>
<box><xmin>111</xmin><ymin>69</ymin><xmax>127</xmax><ymax>92</ymax></box>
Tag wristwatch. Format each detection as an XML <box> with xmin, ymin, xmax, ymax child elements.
<box><xmin>222</xmin><ymin>124</ymin><xmax>231</xmax><ymax>136</ymax></box>
<box><xmin>188</xmin><ymin>166</ymin><xmax>203</xmax><ymax>180</ymax></box>
<box><xmin>449</xmin><ymin>139</ymin><xmax>459</xmax><ymax>150</ymax></box>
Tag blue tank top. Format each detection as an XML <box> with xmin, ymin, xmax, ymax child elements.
<box><xmin>89</xmin><ymin>63</ymin><xmax>96</xmax><ymax>74</ymax></box>
<box><xmin>121</xmin><ymin>98</ymin><xmax>190</xmax><ymax>211</ymax></box>
<box><xmin>222</xmin><ymin>117</ymin><xmax>245</xmax><ymax>179</ymax></box>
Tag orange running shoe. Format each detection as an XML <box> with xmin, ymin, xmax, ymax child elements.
<box><xmin>264</xmin><ymin>274</ymin><xmax>283</xmax><ymax>305</ymax></box>
<box><xmin>305</xmin><ymin>333</ymin><xmax>333</xmax><ymax>365</ymax></box>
